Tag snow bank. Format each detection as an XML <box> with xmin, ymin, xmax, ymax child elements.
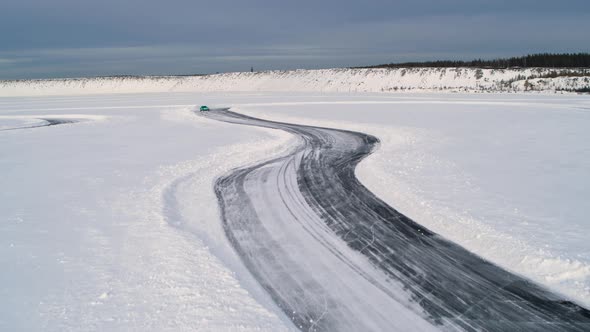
<box><xmin>1</xmin><ymin>67</ymin><xmax>589</xmax><ymax>97</ymax></box>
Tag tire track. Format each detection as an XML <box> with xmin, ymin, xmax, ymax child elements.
<box><xmin>203</xmin><ymin>108</ymin><xmax>590</xmax><ymax>331</ymax></box>
<box><xmin>0</xmin><ymin>118</ymin><xmax>78</xmax><ymax>131</ymax></box>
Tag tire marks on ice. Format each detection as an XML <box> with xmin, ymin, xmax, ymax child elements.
<box><xmin>204</xmin><ymin>109</ymin><xmax>590</xmax><ymax>331</ymax></box>
<box><xmin>0</xmin><ymin>118</ymin><xmax>78</xmax><ymax>131</ymax></box>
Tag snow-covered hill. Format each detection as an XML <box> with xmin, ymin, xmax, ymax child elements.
<box><xmin>1</xmin><ymin>67</ymin><xmax>589</xmax><ymax>96</ymax></box>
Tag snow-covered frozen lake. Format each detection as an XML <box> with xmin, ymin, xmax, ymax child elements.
<box><xmin>1</xmin><ymin>92</ymin><xmax>589</xmax><ymax>330</ymax></box>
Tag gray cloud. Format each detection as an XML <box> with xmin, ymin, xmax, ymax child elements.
<box><xmin>1</xmin><ymin>0</ymin><xmax>589</xmax><ymax>79</ymax></box>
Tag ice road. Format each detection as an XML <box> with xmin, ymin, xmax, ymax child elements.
<box><xmin>206</xmin><ymin>108</ymin><xmax>590</xmax><ymax>331</ymax></box>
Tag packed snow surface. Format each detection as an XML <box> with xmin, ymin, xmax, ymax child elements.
<box><xmin>1</xmin><ymin>91</ymin><xmax>589</xmax><ymax>330</ymax></box>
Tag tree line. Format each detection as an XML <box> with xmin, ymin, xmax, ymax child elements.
<box><xmin>362</xmin><ymin>53</ymin><xmax>590</xmax><ymax>69</ymax></box>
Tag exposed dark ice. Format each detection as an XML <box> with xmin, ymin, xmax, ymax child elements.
<box><xmin>201</xmin><ymin>108</ymin><xmax>590</xmax><ymax>331</ymax></box>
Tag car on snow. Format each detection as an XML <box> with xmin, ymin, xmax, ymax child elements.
<box><xmin>199</xmin><ymin>105</ymin><xmax>210</xmax><ymax>112</ymax></box>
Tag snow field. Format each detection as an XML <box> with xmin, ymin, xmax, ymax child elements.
<box><xmin>1</xmin><ymin>91</ymin><xmax>589</xmax><ymax>331</ymax></box>
<box><xmin>0</xmin><ymin>93</ymin><xmax>296</xmax><ymax>331</ymax></box>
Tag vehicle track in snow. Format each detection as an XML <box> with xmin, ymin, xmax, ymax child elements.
<box><xmin>201</xmin><ymin>108</ymin><xmax>590</xmax><ymax>331</ymax></box>
<box><xmin>0</xmin><ymin>118</ymin><xmax>78</xmax><ymax>131</ymax></box>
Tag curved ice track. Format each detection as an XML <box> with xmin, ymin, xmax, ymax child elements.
<box><xmin>202</xmin><ymin>109</ymin><xmax>590</xmax><ymax>331</ymax></box>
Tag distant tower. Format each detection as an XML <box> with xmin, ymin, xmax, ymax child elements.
<box><xmin>251</xmin><ymin>66</ymin><xmax>254</xmax><ymax>72</ymax></box>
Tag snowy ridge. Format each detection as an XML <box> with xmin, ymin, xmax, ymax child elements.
<box><xmin>1</xmin><ymin>67</ymin><xmax>589</xmax><ymax>96</ymax></box>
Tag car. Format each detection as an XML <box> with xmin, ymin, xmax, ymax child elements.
<box><xmin>199</xmin><ymin>105</ymin><xmax>210</xmax><ymax>112</ymax></box>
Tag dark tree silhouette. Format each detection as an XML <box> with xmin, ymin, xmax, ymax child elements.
<box><xmin>360</xmin><ymin>53</ymin><xmax>590</xmax><ymax>69</ymax></box>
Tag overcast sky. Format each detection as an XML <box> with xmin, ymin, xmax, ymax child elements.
<box><xmin>1</xmin><ymin>0</ymin><xmax>589</xmax><ymax>79</ymax></box>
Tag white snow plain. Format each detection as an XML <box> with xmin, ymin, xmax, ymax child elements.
<box><xmin>1</xmin><ymin>91</ymin><xmax>590</xmax><ymax>331</ymax></box>
<box><xmin>0</xmin><ymin>93</ymin><xmax>298</xmax><ymax>331</ymax></box>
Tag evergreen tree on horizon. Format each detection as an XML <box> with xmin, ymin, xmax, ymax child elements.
<box><xmin>362</xmin><ymin>53</ymin><xmax>590</xmax><ymax>69</ymax></box>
